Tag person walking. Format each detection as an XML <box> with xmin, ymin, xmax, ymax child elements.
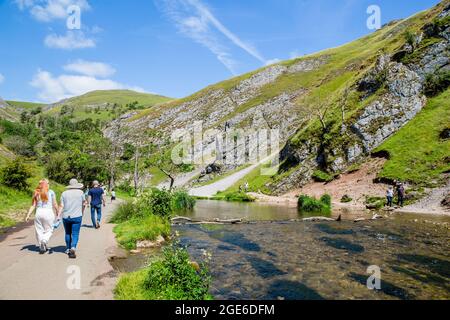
<box><xmin>386</xmin><ymin>186</ymin><xmax>394</xmax><ymax>207</ymax></box>
<box><xmin>58</xmin><ymin>179</ymin><xmax>86</xmax><ymax>259</ymax></box>
<box><xmin>88</xmin><ymin>180</ymin><xmax>106</xmax><ymax>229</ymax></box>
<box><xmin>25</xmin><ymin>179</ymin><xmax>58</xmax><ymax>254</ymax></box>
<box><xmin>110</xmin><ymin>188</ymin><xmax>116</xmax><ymax>203</ymax></box>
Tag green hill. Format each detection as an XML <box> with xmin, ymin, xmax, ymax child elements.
<box><xmin>45</xmin><ymin>90</ymin><xmax>172</xmax><ymax>122</ymax></box>
<box><xmin>109</xmin><ymin>0</ymin><xmax>449</xmax><ymax>195</ymax></box>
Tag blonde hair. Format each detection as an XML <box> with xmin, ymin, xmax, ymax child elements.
<box><xmin>34</xmin><ymin>179</ymin><xmax>49</xmax><ymax>203</ymax></box>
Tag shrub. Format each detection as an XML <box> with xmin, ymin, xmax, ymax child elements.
<box><xmin>110</xmin><ymin>201</ymin><xmax>140</xmax><ymax>223</ymax></box>
<box><xmin>298</xmin><ymin>194</ymin><xmax>331</xmax><ymax>214</ymax></box>
<box><xmin>44</xmin><ymin>152</ymin><xmax>73</xmax><ymax>184</ymax></box>
<box><xmin>320</xmin><ymin>194</ymin><xmax>331</xmax><ymax>207</ymax></box>
<box><xmin>172</xmin><ymin>190</ymin><xmax>196</xmax><ymax>211</ymax></box>
<box><xmin>341</xmin><ymin>195</ymin><xmax>353</xmax><ymax>203</ymax></box>
<box><xmin>148</xmin><ymin>188</ymin><xmax>173</xmax><ymax>218</ymax></box>
<box><xmin>143</xmin><ymin>241</ymin><xmax>212</xmax><ymax>300</ymax></box>
<box><xmin>365</xmin><ymin>196</ymin><xmax>385</xmax><ymax>209</ymax></box>
<box><xmin>0</xmin><ymin>159</ymin><xmax>32</xmax><ymax>191</ymax></box>
<box><xmin>424</xmin><ymin>70</ymin><xmax>450</xmax><ymax>97</ymax></box>
<box><xmin>312</xmin><ymin>170</ymin><xmax>334</xmax><ymax>183</ymax></box>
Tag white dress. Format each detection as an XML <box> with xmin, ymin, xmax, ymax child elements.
<box><xmin>34</xmin><ymin>190</ymin><xmax>56</xmax><ymax>245</ymax></box>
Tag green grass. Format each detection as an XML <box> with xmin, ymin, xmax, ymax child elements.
<box><xmin>45</xmin><ymin>90</ymin><xmax>173</xmax><ymax>122</ymax></box>
<box><xmin>149</xmin><ymin>167</ymin><xmax>168</xmax><ymax>186</ymax></box>
<box><xmin>213</xmin><ymin>191</ymin><xmax>255</xmax><ymax>202</ymax></box>
<box><xmin>0</xmin><ymin>161</ymin><xmax>65</xmax><ymax>227</ymax></box>
<box><xmin>55</xmin><ymin>90</ymin><xmax>171</xmax><ymax>107</ymax></box>
<box><xmin>375</xmin><ymin>89</ymin><xmax>450</xmax><ymax>187</ymax></box>
<box><xmin>115</xmin><ymin>268</ymin><xmax>151</xmax><ymax>300</ymax></box>
<box><xmin>6</xmin><ymin>101</ymin><xmax>46</xmax><ymax>110</ymax></box>
<box><xmin>113</xmin><ymin>215</ymin><xmax>171</xmax><ymax>250</ymax></box>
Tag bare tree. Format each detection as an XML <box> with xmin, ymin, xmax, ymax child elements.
<box><xmin>339</xmin><ymin>87</ymin><xmax>350</xmax><ymax>133</ymax></box>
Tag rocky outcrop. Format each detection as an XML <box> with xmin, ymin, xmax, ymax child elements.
<box><xmin>271</xmin><ymin>29</ymin><xmax>448</xmax><ymax>193</ymax></box>
<box><xmin>105</xmin><ymin>56</ymin><xmax>328</xmax><ymax>179</ymax></box>
<box><xmin>351</xmin><ymin>55</ymin><xmax>426</xmax><ymax>152</ymax></box>
<box><xmin>0</xmin><ymin>97</ymin><xmax>9</xmax><ymax>109</ymax></box>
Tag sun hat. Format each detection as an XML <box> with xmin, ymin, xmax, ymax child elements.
<box><xmin>66</xmin><ymin>178</ymin><xmax>84</xmax><ymax>189</ymax></box>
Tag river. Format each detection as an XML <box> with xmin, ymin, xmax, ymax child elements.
<box><xmin>116</xmin><ymin>200</ymin><xmax>450</xmax><ymax>300</ymax></box>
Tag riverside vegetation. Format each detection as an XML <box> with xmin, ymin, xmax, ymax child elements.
<box><xmin>111</xmin><ymin>189</ymin><xmax>212</xmax><ymax>300</ymax></box>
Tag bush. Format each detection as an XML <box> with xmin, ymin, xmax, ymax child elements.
<box><xmin>0</xmin><ymin>159</ymin><xmax>32</xmax><ymax>191</ymax></box>
<box><xmin>424</xmin><ymin>70</ymin><xmax>450</xmax><ymax>97</ymax></box>
<box><xmin>143</xmin><ymin>241</ymin><xmax>211</xmax><ymax>300</ymax></box>
<box><xmin>172</xmin><ymin>190</ymin><xmax>196</xmax><ymax>211</ymax></box>
<box><xmin>365</xmin><ymin>196</ymin><xmax>385</xmax><ymax>209</ymax></box>
<box><xmin>44</xmin><ymin>152</ymin><xmax>73</xmax><ymax>184</ymax></box>
<box><xmin>148</xmin><ymin>188</ymin><xmax>173</xmax><ymax>217</ymax></box>
<box><xmin>341</xmin><ymin>195</ymin><xmax>353</xmax><ymax>203</ymax></box>
<box><xmin>110</xmin><ymin>201</ymin><xmax>141</xmax><ymax>223</ymax></box>
<box><xmin>320</xmin><ymin>194</ymin><xmax>331</xmax><ymax>207</ymax></box>
<box><xmin>312</xmin><ymin>170</ymin><xmax>334</xmax><ymax>183</ymax></box>
<box><xmin>298</xmin><ymin>194</ymin><xmax>331</xmax><ymax>214</ymax></box>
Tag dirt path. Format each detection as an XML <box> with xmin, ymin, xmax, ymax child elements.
<box><xmin>0</xmin><ymin>200</ymin><xmax>122</xmax><ymax>300</ymax></box>
<box><xmin>189</xmin><ymin>153</ymin><xmax>278</xmax><ymax>197</ymax></box>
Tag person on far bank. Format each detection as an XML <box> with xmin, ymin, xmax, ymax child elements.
<box><xmin>58</xmin><ymin>179</ymin><xmax>86</xmax><ymax>259</ymax></box>
<box><xmin>396</xmin><ymin>182</ymin><xmax>405</xmax><ymax>207</ymax></box>
<box><xmin>386</xmin><ymin>186</ymin><xmax>394</xmax><ymax>207</ymax></box>
<box><xmin>88</xmin><ymin>180</ymin><xmax>106</xmax><ymax>229</ymax></box>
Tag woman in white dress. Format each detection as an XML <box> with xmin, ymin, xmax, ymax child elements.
<box><xmin>25</xmin><ymin>179</ymin><xmax>58</xmax><ymax>254</ymax></box>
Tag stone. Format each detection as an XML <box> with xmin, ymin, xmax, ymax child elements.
<box><xmin>189</xmin><ymin>261</ymin><xmax>201</xmax><ymax>272</ymax></box>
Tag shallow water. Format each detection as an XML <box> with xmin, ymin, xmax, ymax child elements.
<box><xmin>174</xmin><ymin>201</ymin><xmax>450</xmax><ymax>300</ymax></box>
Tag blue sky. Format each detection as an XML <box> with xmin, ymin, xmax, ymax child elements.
<box><xmin>0</xmin><ymin>0</ymin><xmax>442</xmax><ymax>103</ymax></box>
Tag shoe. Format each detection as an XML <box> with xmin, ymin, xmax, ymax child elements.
<box><xmin>68</xmin><ymin>248</ymin><xmax>77</xmax><ymax>259</ymax></box>
<box><xmin>65</xmin><ymin>249</ymin><xmax>70</xmax><ymax>254</ymax></box>
<box><xmin>39</xmin><ymin>241</ymin><xmax>46</xmax><ymax>254</ymax></box>
<box><xmin>42</xmin><ymin>241</ymin><xmax>48</xmax><ymax>253</ymax></box>
<box><xmin>96</xmin><ymin>222</ymin><xmax>100</xmax><ymax>229</ymax></box>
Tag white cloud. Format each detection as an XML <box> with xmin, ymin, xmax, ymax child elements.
<box><xmin>64</xmin><ymin>60</ymin><xmax>116</xmax><ymax>78</ymax></box>
<box><xmin>157</xmin><ymin>0</ymin><xmax>267</xmax><ymax>74</ymax></box>
<box><xmin>15</xmin><ymin>0</ymin><xmax>90</xmax><ymax>22</ymax></box>
<box><xmin>289</xmin><ymin>50</ymin><xmax>302</xmax><ymax>59</ymax></box>
<box><xmin>30</xmin><ymin>69</ymin><xmax>143</xmax><ymax>102</ymax></box>
<box><xmin>265</xmin><ymin>59</ymin><xmax>280</xmax><ymax>66</ymax></box>
<box><xmin>0</xmin><ymin>73</ymin><xmax>4</xmax><ymax>85</ymax></box>
<box><xmin>44</xmin><ymin>30</ymin><xmax>95</xmax><ymax>49</ymax></box>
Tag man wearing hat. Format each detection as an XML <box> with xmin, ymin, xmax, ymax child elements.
<box><xmin>58</xmin><ymin>179</ymin><xmax>86</xmax><ymax>259</ymax></box>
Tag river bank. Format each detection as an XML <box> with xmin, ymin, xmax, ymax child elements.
<box><xmin>247</xmin><ymin>158</ymin><xmax>450</xmax><ymax>216</ymax></box>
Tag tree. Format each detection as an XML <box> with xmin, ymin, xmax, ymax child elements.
<box><xmin>0</xmin><ymin>158</ymin><xmax>32</xmax><ymax>191</ymax></box>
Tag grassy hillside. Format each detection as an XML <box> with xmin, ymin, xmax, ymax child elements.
<box><xmin>6</xmin><ymin>90</ymin><xmax>173</xmax><ymax>123</ymax></box>
<box><xmin>163</xmin><ymin>0</ymin><xmax>449</xmax><ymax>195</ymax></box>
<box><xmin>54</xmin><ymin>90</ymin><xmax>172</xmax><ymax>107</ymax></box>
<box><xmin>374</xmin><ymin>89</ymin><xmax>450</xmax><ymax>188</ymax></box>
<box><xmin>44</xmin><ymin>90</ymin><xmax>172</xmax><ymax>122</ymax></box>
<box><xmin>6</xmin><ymin>101</ymin><xmax>46</xmax><ymax>110</ymax></box>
